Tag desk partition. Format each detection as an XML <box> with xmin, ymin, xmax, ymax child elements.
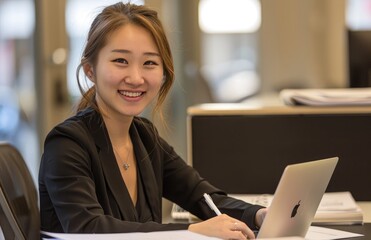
<box><xmin>187</xmin><ymin>104</ymin><xmax>371</xmax><ymax>201</ymax></box>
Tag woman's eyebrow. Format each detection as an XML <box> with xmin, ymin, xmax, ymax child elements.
<box><xmin>111</xmin><ymin>49</ymin><xmax>160</xmax><ymax>57</ymax></box>
<box><xmin>144</xmin><ymin>52</ymin><xmax>161</xmax><ymax>57</ymax></box>
<box><xmin>111</xmin><ymin>49</ymin><xmax>130</xmax><ymax>54</ymax></box>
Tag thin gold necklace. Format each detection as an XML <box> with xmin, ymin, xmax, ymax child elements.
<box><xmin>113</xmin><ymin>146</ymin><xmax>131</xmax><ymax>171</ymax></box>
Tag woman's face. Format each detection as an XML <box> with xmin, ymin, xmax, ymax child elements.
<box><xmin>90</xmin><ymin>23</ymin><xmax>164</xmax><ymax>119</ymax></box>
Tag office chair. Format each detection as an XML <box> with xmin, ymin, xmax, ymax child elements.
<box><xmin>0</xmin><ymin>142</ymin><xmax>40</xmax><ymax>240</ymax></box>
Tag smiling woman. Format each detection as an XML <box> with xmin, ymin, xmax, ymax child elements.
<box><xmin>75</xmin><ymin>3</ymin><xmax>174</xmax><ymax>121</ymax></box>
<box><xmin>38</xmin><ymin>2</ymin><xmax>266</xmax><ymax>239</ymax></box>
<box><xmin>82</xmin><ymin>24</ymin><xmax>164</xmax><ymax>118</ymax></box>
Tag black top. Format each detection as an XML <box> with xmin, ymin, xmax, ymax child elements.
<box><xmin>39</xmin><ymin>107</ymin><xmax>263</xmax><ymax>233</ymax></box>
<box><xmin>135</xmin><ymin>167</ymin><xmax>153</xmax><ymax>223</ymax></box>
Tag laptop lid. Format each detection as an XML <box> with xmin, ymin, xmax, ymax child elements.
<box><xmin>257</xmin><ymin>157</ymin><xmax>338</xmax><ymax>239</ymax></box>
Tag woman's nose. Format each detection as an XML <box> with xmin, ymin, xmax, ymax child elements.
<box><xmin>125</xmin><ymin>66</ymin><xmax>144</xmax><ymax>85</ymax></box>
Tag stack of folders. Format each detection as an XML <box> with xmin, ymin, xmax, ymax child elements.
<box><xmin>227</xmin><ymin>191</ymin><xmax>363</xmax><ymax>225</ymax></box>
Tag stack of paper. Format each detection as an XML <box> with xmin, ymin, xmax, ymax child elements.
<box><xmin>314</xmin><ymin>192</ymin><xmax>363</xmax><ymax>225</ymax></box>
<box><xmin>280</xmin><ymin>88</ymin><xmax>371</xmax><ymax>106</ymax></box>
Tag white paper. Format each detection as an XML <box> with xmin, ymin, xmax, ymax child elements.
<box><xmin>313</xmin><ymin>192</ymin><xmax>363</xmax><ymax>225</ymax></box>
<box><xmin>42</xmin><ymin>230</ymin><xmax>221</xmax><ymax>240</ymax></box>
<box><xmin>42</xmin><ymin>227</ymin><xmax>363</xmax><ymax>240</ymax></box>
<box><xmin>305</xmin><ymin>226</ymin><xmax>363</xmax><ymax>240</ymax></box>
<box><xmin>317</xmin><ymin>192</ymin><xmax>359</xmax><ymax>211</ymax></box>
<box><xmin>42</xmin><ymin>227</ymin><xmax>362</xmax><ymax>240</ymax></box>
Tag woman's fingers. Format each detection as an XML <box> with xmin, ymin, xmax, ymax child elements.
<box><xmin>255</xmin><ymin>208</ymin><xmax>268</xmax><ymax>228</ymax></box>
<box><xmin>230</xmin><ymin>220</ymin><xmax>255</xmax><ymax>239</ymax></box>
<box><xmin>188</xmin><ymin>214</ymin><xmax>256</xmax><ymax>240</ymax></box>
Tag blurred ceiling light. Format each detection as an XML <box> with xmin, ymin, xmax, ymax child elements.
<box><xmin>52</xmin><ymin>48</ymin><xmax>67</xmax><ymax>65</ymax></box>
<box><xmin>198</xmin><ymin>0</ymin><xmax>261</xmax><ymax>34</ymax></box>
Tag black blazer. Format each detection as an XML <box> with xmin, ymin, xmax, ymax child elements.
<box><xmin>39</xmin><ymin>108</ymin><xmax>262</xmax><ymax>233</ymax></box>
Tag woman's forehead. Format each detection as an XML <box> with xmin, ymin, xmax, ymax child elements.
<box><xmin>104</xmin><ymin>24</ymin><xmax>159</xmax><ymax>54</ymax></box>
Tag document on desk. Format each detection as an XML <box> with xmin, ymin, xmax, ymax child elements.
<box><xmin>306</xmin><ymin>226</ymin><xmax>363</xmax><ymax>240</ymax></box>
<box><xmin>42</xmin><ymin>230</ymin><xmax>220</xmax><ymax>240</ymax></box>
<box><xmin>314</xmin><ymin>192</ymin><xmax>363</xmax><ymax>225</ymax></box>
<box><xmin>42</xmin><ymin>228</ymin><xmax>362</xmax><ymax>240</ymax></box>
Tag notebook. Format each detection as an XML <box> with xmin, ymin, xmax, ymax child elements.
<box><xmin>257</xmin><ymin>157</ymin><xmax>338</xmax><ymax>239</ymax></box>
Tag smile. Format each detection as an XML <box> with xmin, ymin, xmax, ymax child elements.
<box><xmin>118</xmin><ymin>90</ymin><xmax>144</xmax><ymax>98</ymax></box>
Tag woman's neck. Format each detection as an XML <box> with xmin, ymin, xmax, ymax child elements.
<box><xmin>102</xmin><ymin>113</ymin><xmax>133</xmax><ymax>148</ymax></box>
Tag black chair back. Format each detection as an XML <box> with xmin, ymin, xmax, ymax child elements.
<box><xmin>0</xmin><ymin>143</ymin><xmax>40</xmax><ymax>240</ymax></box>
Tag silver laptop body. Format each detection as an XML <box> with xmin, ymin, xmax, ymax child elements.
<box><xmin>257</xmin><ymin>157</ymin><xmax>338</xmax><ymax>238</ymax></box>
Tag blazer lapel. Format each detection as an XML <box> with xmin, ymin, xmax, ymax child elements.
<box><xmin>88</xmin><ymin>111</ymin><xmax>138</xmax><ymax>221</ymax></box>
<box><xmin>130</xmin><ymin>124</ymin><xmax>161</xmax><ymax>222</ymax></box>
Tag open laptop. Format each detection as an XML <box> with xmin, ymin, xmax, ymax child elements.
<box><xmin>257</xmin><ymin>157</ymin><xmax>338</xmax><ymax>239</ymax></box>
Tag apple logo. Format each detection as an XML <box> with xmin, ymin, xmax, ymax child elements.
<box><xmin>291</xmin><ymin>200</ymin><xmax>301</xmax><ymax>218</ymax></box>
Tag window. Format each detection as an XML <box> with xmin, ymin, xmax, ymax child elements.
<box><xmin>198</xmin><ymin>0</ymin><xmax>261</xmax><ymax>102</ymax></box>
<box><xmin>0</xmin><ymin>0</ymin><xmax>38</xmax><ymax>182</ymax></box>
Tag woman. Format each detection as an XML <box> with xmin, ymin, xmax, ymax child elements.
<box><xmin>38</xmin><ymin>2</ymin><xmax>266</xmax><ymax>239</ymax></box>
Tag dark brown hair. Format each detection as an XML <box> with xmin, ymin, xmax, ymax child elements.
<box><xmin>75</xmin><ymin>2</ymin><xmax>174</xmax><ymax>121</ymax></box>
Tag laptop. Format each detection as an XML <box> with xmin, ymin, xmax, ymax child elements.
<box><xmin>256</xmin><ymin>157</ymin><xmax>338</xmax><ymax>239</ymax></box>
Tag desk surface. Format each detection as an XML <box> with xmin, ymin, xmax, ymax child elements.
<box><xmin>164</xmin><ymin>202</ymin><xmax>371</xmax><ymax>239</ymax></box>
<box><xmin>188</xmin><ymin>103</ymin><xmax>371</xmax><ymax>116</ymax></box>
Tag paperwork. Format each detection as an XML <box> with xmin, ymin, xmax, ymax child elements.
<box><xmin>280</xmin><ymin>88</ymin><xmax>371</xmax><ymax>106</ymax></box>
<box><xmin>42</xmin><ymin>230</ymin><xmax>220</xmax><ymax>240</ymax></box>
<box><xmin>230</xmin><ymin>192</ymin><xmax>363</xmax><ymax>225</ymax></box>
<box><xmin>42</xmin><ymin>227</ymin><xmax>362</xmax><ymax>240</ymax></box>
<box><xmin>305</xmin><ymin>226</ymin><xmax>363</xmax><ymax>240</ymax></box>
<box><xmin>314</xmin><ymin>192</ymin><xmax>363</xmax><ymax>225</ymax></box>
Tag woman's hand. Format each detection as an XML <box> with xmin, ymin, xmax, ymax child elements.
<box><xmin>188</xmin><ymin>214</ymin><xmax>255</xmax><ymax>239</ymax></box>
<box><xmin>255</xmin><ymin>208</ymin><xmax>268</xmax><ymax>228</ymax></box>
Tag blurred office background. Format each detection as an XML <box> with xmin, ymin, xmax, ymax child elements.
<box><xmin>0</xmin><ymin>0</ymin><xmax>371</xmax><ymax>185</ymax></box>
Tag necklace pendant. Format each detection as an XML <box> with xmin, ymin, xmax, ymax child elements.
<box><xmin>123</xmin><ymin>162</ymin><xmax>130</xmax><ymax>170</ymax></box>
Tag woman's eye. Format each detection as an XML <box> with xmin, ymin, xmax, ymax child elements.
<box><xmin>144</xmin><ymin>60</ymin><xmax>158</xmax><ymax>66</ymax></box>
<box><xmin>113</xmin><ymin>58</ymin><xmax>128</xmax><ymax>64</ymax></box>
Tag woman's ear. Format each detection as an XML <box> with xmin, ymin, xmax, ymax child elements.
<box><xmin>83</xmin><ymin>63</ymin><xmax>95</xmax><ymax>82</ymax></box>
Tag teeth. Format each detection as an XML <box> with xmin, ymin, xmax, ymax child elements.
<box><xmin>120</xmin><ymin>91</ymin><xmax>142</xmax><ymax>97</ymax></box>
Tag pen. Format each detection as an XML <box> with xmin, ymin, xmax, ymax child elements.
<box><xmin>203</xmin><ymin>193</ymin><xmax>222</xmax><ymax>216</ymax></box>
